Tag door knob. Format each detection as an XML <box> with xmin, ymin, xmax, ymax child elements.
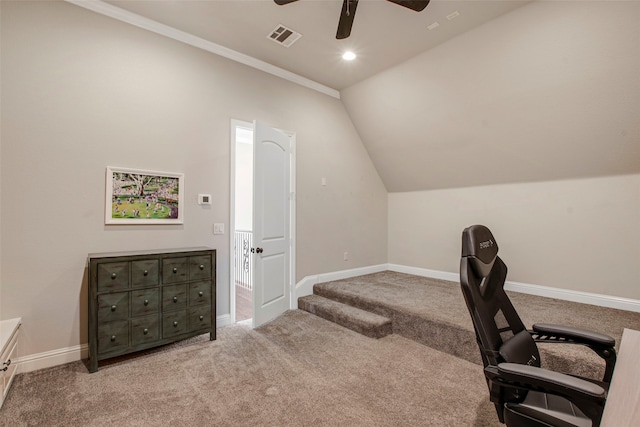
<box><xmin>256</xmin><ymin>247</ymin><xmax>264</xmax><ymax>253</ymax></box>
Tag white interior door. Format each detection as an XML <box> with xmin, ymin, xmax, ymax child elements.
<box><xmin>252</xmin><ymin>121</ymin><xmax>291</xmax><ymax>327</ymax></box>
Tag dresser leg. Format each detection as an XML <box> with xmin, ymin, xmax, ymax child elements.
<box><xmin>89</xmin><ymin>357</ymin><xmax>98</xmax><ymax>373</ymax></box>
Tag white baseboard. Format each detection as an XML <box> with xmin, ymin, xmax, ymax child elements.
<box><xmin>387</xmin><ymin>264</ymin><xmax>460</xmax><ymax>283</ymax></box>
<box><xmin>503</xmin><ymin>280</ymin><xmax>640</xmax><ymax>313</ymax></box>
<box><xmin>388</xmin><ymin>263</ymin><xmax>640</xmax><ymax>313</ymax></box>
<box><xmin>293</xmin><ymin>264</ymin><xmax>388</xmax><ymax>307</ymax></box>
<box><xmin>17</xmin><ymin>313</ymin><xmax>235</xmax><ymax>374</ymax></box>
<box><xmin>17</xmin><ymin>343</ymin><xmax>89</xmax><ymax>374</ymax></box>
<box><xmin>216</xmin><ymin>314</ymin><xmax>233</xmax><ymax>327</ymax></box>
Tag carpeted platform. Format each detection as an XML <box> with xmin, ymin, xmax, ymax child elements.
<box><xmin>300</xmin><ymin>271</ymin><xmax>640</xmax><ymax>380</ymax></box>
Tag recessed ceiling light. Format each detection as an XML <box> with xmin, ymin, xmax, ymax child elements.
<box><xmin>342</xmin><ymin>51</ymin><xmax>356</xmax><ymax>61</ymax></box>
<box><xmin>427</xmin><ymin>22</ymin><xmax>440</xmax><ymax>30</ymax></box>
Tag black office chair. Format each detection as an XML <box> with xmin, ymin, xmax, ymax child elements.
<box><xmin>459</xmin><ymin>225</ymin><xmax>617</xmax><ymax>427</ymax></box>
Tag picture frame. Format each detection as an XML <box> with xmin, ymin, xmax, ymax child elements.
<box><xmin>105</xmin><ymin>166</ymin><xmax>184</xmax><ymax>225</ymax></box>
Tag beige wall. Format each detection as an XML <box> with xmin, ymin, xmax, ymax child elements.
<box><xmin>0</xmin><ymin>1</ymin><xmax>387</xmax><ymax>356</ymax></box>
<box><xmin>351</xmin><ymin>0</ymin><xmax>640</xmax><ymax>302</ymax></box>
<box><xmin>389</xmin><ymin>174</ymin><xmax>640</xmax><ymax>300</ymax></box>
<box><xmin>0</xmin><ymin>0</ymin><xmax>2</xmax><ymax>322</ymax></box>
<box><xmin>234</xmin><ymin>132</ymin><xmax>253</xmax><ymax>232</ymax></box>
<box><xmin>342</xmin><ymin>0</ymin><xmax>640</xmax><ymax>192</ymax></box>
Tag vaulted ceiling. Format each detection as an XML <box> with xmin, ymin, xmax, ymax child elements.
<box><xmin>102</xmin><ymin>0</ymin><xmax>531</xmax><ymax>91</ymax></box>
<box><xmin>73</xmin><ymin>1</ymin><xmax>640</xmax><ymax>192</ymax></box>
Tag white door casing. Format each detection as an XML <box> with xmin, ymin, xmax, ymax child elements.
<box><xmin>252</xmin><ymin>121</ymin><xmax>292</xmax><ymax>327</ymax></box>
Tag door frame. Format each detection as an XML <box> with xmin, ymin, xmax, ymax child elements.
<box><xmin>229</xmin><ymin>118</ymin><xmax>296</xmax><ymax>324</ymax></box>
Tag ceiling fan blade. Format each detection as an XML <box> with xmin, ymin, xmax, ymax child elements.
<box><xmin>386</xmin><ymin>0</ymin><xmax>430</xmax><ymax>12</ymax></box>
<box><xmin>274</xmin><ymin>0</ymin><xmax>299</xmax><ymax>5</ymax></box>
<box><xmin>336</xmin><ymin>0</ymin><xmax>359</xmax><ymax>40</ymax></box>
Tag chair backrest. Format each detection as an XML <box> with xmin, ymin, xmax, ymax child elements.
<box><xmin>460</xmin><ymin>225</ymin><xmax>541</xmax><ymax>420</ymax></box>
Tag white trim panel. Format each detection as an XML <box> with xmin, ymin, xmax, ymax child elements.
<box><xmin>64</xmin><ymin>0</ymin><xmax>340</xmax><ymax>99</ymax></box>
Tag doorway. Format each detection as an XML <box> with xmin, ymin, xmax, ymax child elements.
<box><xmin>230</xmin><ymin>119</ymin><xmax>296</xmax><ymax>327</ymax></box>
<box><xmin>233</xmin><ymin>123</ymin><xmax>254</xmax><ymax>323</ymax></box>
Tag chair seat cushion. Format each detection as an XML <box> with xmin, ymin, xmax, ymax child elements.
<box><xmin>504</xmin><ymin>391</ymin><xmax>592</xmax><ymax>427</ymax></box>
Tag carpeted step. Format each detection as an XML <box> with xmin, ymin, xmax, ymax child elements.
<box><xmin>298</xmin><ymin>294</ymin><xmax>392</xmax><ymax>339</ymax></box>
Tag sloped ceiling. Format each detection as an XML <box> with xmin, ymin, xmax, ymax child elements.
<box><xmin>72</xmin><ymin>1</ymin><xmax>639</xmax><ymax>193</ymax></box>
<box><xmin>341</xmin><ymin>1</ymin><xmax>640</xmax><ymax>192</ymax></box>
<box><xmin>102</xmin><ymin>0</ymin><xmax>530</xmax><ymax>91</ymax></box>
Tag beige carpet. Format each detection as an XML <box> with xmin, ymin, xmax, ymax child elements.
<box><xmin>2</xmin><ymin>310</ymin><xmax>501</xmax><ymax>427</ymax></box>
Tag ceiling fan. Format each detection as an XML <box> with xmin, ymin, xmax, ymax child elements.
<box><xmin>274</xmin><ymin>0</ymin><xmax>430</xmax><ymax>39</ymax></box>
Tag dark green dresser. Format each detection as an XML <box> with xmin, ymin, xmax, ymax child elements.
<box><xmin>88</xmin><ymin>248</ymin><xmax>216</xmax><ymax>372</ymax></box>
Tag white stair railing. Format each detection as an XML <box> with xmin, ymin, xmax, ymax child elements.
<box><xmin>234</xmin><ymin>230</ymin><xmax>253</xmax><ymax>290</ymax></box>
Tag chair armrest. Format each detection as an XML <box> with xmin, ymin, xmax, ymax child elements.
<box><xmin>532</xmin><ymin>323</ymin><xmax>617</xmax><ymax>383</ymax></box>
<box><xmin>532</xmin><ymin>323</ymin><xmax>615</xmax><ymax>348</ymax></box>
<box><xmin>488</xmin><ymin>363</ymin><xmax>606</xmax><ymax>399</ymax></box>
<box><xmin>485</xmin><ymin>363</ymin><xmax>607</xmax><ymax>425</ymax></box>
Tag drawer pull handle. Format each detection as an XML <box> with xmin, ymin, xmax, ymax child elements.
<box><xmin>111</xmin><ymin>273</ymin><xmax>117</xmax><ymax>279</ymax></box>
<box><xmin>199</xmin><ymin>264</ymin><xmax>204</xmax><ymax>270</ymax></box>
<box><xmin>199</xmin><ymin>315</ymin><xmax>204</xmax><ymax>321</ymax></box>
<box><xmin>1</xmin><ymin>359</ymin><xmax>10</xmax><ymax>371</ymax></box>
<box><xmin>173</xmin><ymin>267</ymin><xmax>178</xmax><ymax>273</ymax></box>
<box><xmin>143</xmin><ymin>270</ymin><xmax>149</xmax><ymax>276</ymax></box>
<box><xmin>111</xmin><ymin>305</ymin><xmax>117</xmax><ymax>311</ymax></box>
<box><xmin>144</xmin><ymin>299</ymin><xmax>149</xmax><ymax>306</ymax></box>
<box><xmin>198</xmin><ymin>291</ymin><xmax>204</xmax><ymax>297</ymax></box>
<box><xmin>173</xmin><ymin>321</ymin><xmax>179</xmax><ymax>327</ymax></box>
<box><xmin>110</xmin><ymin>335</ymin><xmax>116</xmax><ymax>342</ymax></box>
<box><xmin>143</xmin><ymin>328</ymin><xmax>149</xmax><ymax>335</ymax></box>
<box><xmin>173</xmin><ymin>296</ymin><xmax>178</xmax><ymax>303</ymax></box>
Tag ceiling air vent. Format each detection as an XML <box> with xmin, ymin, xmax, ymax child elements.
<box><xmin>267</xmin><ymin>24</ymin><xmax>302</xmax><ymax>48</ymax></box>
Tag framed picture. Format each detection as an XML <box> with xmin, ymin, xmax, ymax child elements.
<box><xmin>105</xmin><ymin>166</ymin><xmax>184</xmax><ymax>225</ymax></box>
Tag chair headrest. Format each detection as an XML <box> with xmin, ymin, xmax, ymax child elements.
<box><xmin>462</xmin><ymin>225</ymin><xmax>499</xmax><ymax>278</ymax></box>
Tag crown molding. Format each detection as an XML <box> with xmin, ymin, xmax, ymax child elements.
<box><xmin>64</xmin><ymin>0</ymin><xmax>341</xmax><ymax>99</ymax></box>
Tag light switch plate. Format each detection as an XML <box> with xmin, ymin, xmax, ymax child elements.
<box><xmin>213</xmin><ymin>223</ymin><xmax>224</xmax><ymax>235</ymax></box>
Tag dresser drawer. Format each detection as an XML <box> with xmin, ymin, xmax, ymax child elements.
<box><xmin>131</xmin><ymin>259</ymin><xmax>159</xmax><ymax>288</ymax></box>
<box><xmin>97</xmin><ymin>262</ymin><xmax>129</xmax><ymax>291</ymax></box>
<box><xmin>189</xmin><ymin>255</ymin><xmax>212</xmax><ymax>281</ymax></box>
<box><xmin>131</xmin><ymin>288</ymin><xmax>159</xmax><ymax>316</ymax></box>
<box><xmin>162</xmin><ymin>310</ymin><xmax>187</xmax><ymax>338</ymax></box>
<box><xmin>163</xmin><ymin>257</ymin><xmax>187</xmax><ymax>284</ymax></box>
<box><xmin>97</xmin><ymin>320</ymin><xmax>129</xmax><ymax>354</ymax></box>
<box><xmin>189</xmin><ymin>306</ymin><xmax>211</xmax><ymax>332</ymax></box>
<box><xmin>131</xmin><ymin>315</ymin><xmax>159</xmax><ymax>346</ymax></box>
<box><xmin>162</xmin><ymin>284</ymin><xmax>187</xmax><ymax>310</ymax></box>
<box><xmin>97</xmin><ymin>292</ymin><xmax>129</xmax><ymax>322</ymax></box>
<box><xmin>189</xmin><ymin>281</ymin><xmax>211</xmax><ymax>307</ymax></box>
